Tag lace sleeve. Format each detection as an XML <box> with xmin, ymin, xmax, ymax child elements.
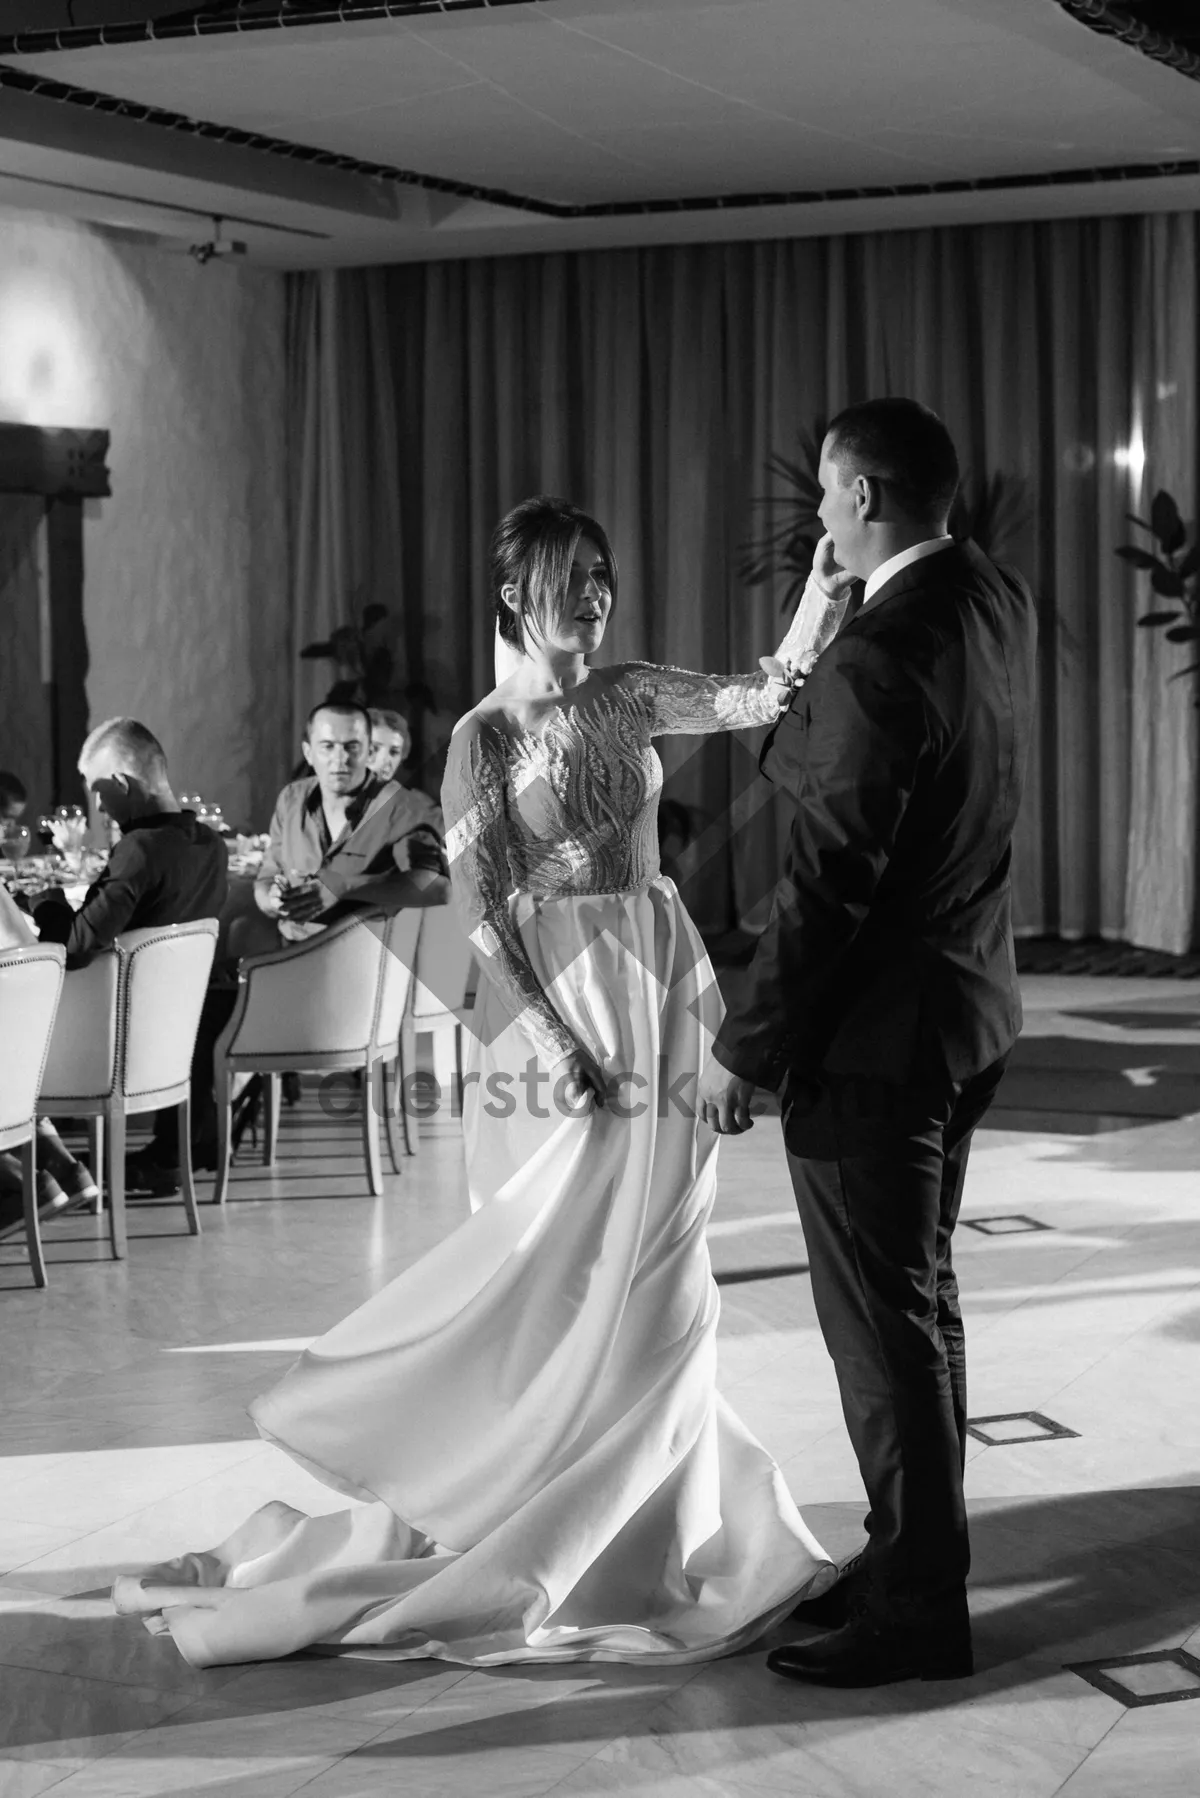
<box><xmin>441</xmin><ymin>719</ymin><xmax>579</xmax><ymax>1067</ymax></box>
<box><xmin>622</xmin><ymin>663</ymin><xmax>787</xmax><ymax>735</ymax></box>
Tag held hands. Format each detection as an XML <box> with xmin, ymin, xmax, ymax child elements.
<box><xmin>551</xmin><ymin>1045</ymin><xmax>608</xmax><ymax>1114</ymax></box>
<box><xmin>274</xmin><ymin>874</ymin><xmax>334</xmax><ymax>925</ymax></box>
<box><xmin>697</xmin><ymin>1055</ymin><xmax>757</xmax><ymax>1136</ymax></box>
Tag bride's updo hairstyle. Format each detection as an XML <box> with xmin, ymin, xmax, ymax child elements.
<box><xmin>492</xmin><ymin>496</ymin><xmax>618</xmax><ymax>652</ymax></box>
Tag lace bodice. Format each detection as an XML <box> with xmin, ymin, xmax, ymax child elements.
<box><xmin>442</xmin><ymin>662</ymin><xmax>784</xmax><ymax>1064</ymax></box>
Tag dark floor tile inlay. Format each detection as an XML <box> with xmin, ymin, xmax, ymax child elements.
<box><xmin>966</xmin><ymin>1411</ymin><xmax>1080</xmax><ymax>1447</ymax></box>
<box><xmin>1068</xmin><ymin>1648</ymin><xmax>1200</xmax><ymax>1708</ymax></box>
<box><xmin>963</xmin><ymin>1215</ymin><xmax>1053</xmax><ymax>1236</ymax></box>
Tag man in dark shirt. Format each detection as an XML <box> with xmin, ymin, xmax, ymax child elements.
<box><xmin>0</xmin><ymin>719</ymin><xmax>227</xmax><ymax>1239</ymax></box>
<box><xmin>36</xmin><ymin>724</ymin><xmax>226</xmax><ymax>970</ymax></box>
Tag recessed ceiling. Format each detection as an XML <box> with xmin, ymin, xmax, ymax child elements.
<box><xmin>0</xmin><ymin>0</ymin><xmax>1198</xmax><ymax>265</ymax></box>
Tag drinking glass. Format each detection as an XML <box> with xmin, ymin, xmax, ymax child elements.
<box><xmin>1</xmin><ymin>826</ymin><xmax>30</xmax><ymax>874</ymax></box>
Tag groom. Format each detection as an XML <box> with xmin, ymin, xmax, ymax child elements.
<box><xmin>698</xmin><ymin>397</ymin><xmax>1037</xmax><ymax>1687</ymax></box>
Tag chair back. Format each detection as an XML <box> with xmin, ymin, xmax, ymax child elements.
<box><xmin>39</xmin><ymin>948</ymin><xmax>122</xmax><ymax>1105</ymax></box>
<box><xmin>410</xmin><ymin>904</ymin><xmax>476</xmax><ymax>1021</ymax></box>
<box><xmin>0</xmin><ymin>943</ymin><xmax>66</xmax><ymax>1150</ymax></box>
<box><xmin>231</xmin><ymin>915</ymin><xmax>409</xmax><ymax>1060</ymax></box>
<box><xmin>119</xmin><ymin>921</ymin><xmax>219</xmax><ymax>1102</ymax></box>
<box><xmin>374</xmin><ymin>910</ymin><xmax>422</xmax><ymax>1055</ymax></box>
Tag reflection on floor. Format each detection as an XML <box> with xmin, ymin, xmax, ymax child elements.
<box><xmin>1</xmin><ymin>974</ymin><xmax>1199</xmax><ymax>1797</ymax></box>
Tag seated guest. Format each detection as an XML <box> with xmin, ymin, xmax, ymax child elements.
<box><xmin>367</xmin><ymin>708</ymin><xmax>410</xmax><ymax>784</ymax></box>
<box><xmin>0</xmin><ymin>770</ymin><xmax>27</xmax><ymax>827</ymax></box>
<box><xmin>0</xmin><ymin>720</ymin><xmax>227</xmax><ymax>1236</ymax></box>
<box><xmin>124</xmin><ymin>702</ymin><xmax>450</xmax><ymax>1198</ymax></box>
<box><xmin>252</xmin><ymin>699</ymin><xmax>447</xmax><ymax>949</ymax></box>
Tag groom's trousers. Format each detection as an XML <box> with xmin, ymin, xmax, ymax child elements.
<box><xmin>784</xmin><ymin>1054</ymin><xmax>1009</xmax><ymax>1620</ymax></box>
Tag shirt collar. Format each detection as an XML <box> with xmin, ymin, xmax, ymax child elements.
<box><xmin>302</xmin><ymin>772</ymin><xmax>380</xmax><ymax>827</ymax></box>
<box><xmin>862</xmin><ymin>536</ymin><xmax>954</xmax><ymax>606</ymax></box>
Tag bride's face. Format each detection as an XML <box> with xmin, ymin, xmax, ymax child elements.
<box><xmin>538</xmin><ymin>535</ymin><xmax>614</xmax><ymax>657</ymax></box>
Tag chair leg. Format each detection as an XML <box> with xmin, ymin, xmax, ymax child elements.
<box><xmin>213</xmin><ymin>1060</ymin><xmax>232</xmax><ymax>1205</ymax></box>
<box><xmin>384</xmin><ymin>1059</ymin><xmax>404</xmax><ymax>1175</ymax></box>
<box><xmin>430</xmin><ymin>1020</ymin><xmax>458</xmax><ymax>1122</ymax></box>
<box><xmin>107</xmin><ymin>1111</ymin><xmax>127</xmax><ymax>1260</ymax></box>
<box><xmin>178</xmin><ymin>1098</ymin><xmax>201</xmax><ymax>1237</ymax></box>
<box><xmin>398</xmin><ymin>1021</ymin><xmax>420</xmax><ymax>1157</ymax></box>
<box><xmin>263</xmin><ymin>1073</ymin><xmax>280</xmax><ymax>1167</ymax></box>
<box><xmin>87</xmin><ymin>1118</ymin><xmax>105</xmax><ymax>1216</ymax></box>
<box><xmin>362</xmin><ymin>1058</ymin><xmax>383</xmax><ymax>1197</ymax></box>
<box><xmin>20</xmin><ymin>1138</ymin><xmax>46</xmax><ymax>1290</ymax></box>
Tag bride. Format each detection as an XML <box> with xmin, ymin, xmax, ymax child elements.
<box><xmin>113</xmin><ymin>496</ymin><xmax>832</xmax><ymax>1667</ymax></box>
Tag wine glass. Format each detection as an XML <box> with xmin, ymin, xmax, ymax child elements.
<box><xmin>0</xmin><ymin>824</ymin><xmax>31</xmax><ymax>866</ymax></box>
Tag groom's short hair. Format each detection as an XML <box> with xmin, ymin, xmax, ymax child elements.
<box><xmin>825</xmin><ymin>399</ymin><xmax>959</xmax><ymax>526</ymax></box>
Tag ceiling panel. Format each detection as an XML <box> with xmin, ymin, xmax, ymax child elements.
<box><xmin>0</xmin><ymin>0</ymin><xmax>1197</xmax><ymax>262</ymax></box>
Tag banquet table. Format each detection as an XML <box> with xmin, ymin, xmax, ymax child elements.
<box><xmin>0</xmin><ymin>842</ymin><xmax>266</xmax><ymax>952</ymax></box>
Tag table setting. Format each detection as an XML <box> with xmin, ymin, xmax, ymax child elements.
<box><xmin>0</xmin><ymin>800</ymin><xmax>268</xmax><ymax>918</ymax></box>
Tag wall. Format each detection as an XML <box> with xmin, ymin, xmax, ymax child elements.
<box><xmin>0</xmin><ymin>209</ymin><xmax>291</xmax><ymax>830</ymax></box>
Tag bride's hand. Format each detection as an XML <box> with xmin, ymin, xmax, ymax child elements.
<box><xmin>812</xmin><ymin>533</ymin><xmax>858</xmax><ymax>599</ymax></box>
<box><xmin>552</xmin><ymin>1047</ymin><xmax>608</xmax><ymax>1114</ymax></box>
<box><xmin>759</xmin><ymin>653</ymin><xmax>803</xmax><ymax>698</ymax></box>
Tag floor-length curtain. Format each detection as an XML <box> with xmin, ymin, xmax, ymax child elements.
<box><xmin>287</xmin><ymin>271</ymin><xmax>406</xmax><ymax>739</ymax></box>
<box><xmin>286</xmin><ymin>214</ymin><xmax>1200</xmax><ymax>948</ymax></box>
<box><xmin>1124</xmin><ymin>217</ymin><xmax>1200</xmax><ymax>955</ymax></box>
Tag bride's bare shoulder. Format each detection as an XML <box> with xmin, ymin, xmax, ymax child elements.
<box><xmin>451</xmin><ymin>688</ymin><xmax>520</xmax><ymax>746</ymax></box>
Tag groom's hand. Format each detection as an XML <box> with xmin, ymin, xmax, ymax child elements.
<box><xmin>697</xmin><ymin>1056</ymin><xmax>756</xmax><ymax>1135</ymax></box>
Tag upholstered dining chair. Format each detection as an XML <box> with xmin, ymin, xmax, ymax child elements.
<box><xmin>39</xmin><ymin>920</ymin><xmax>219</xmax><ymax>1261</ymax></box>
<box><xmin>388</xmin><ymin>903</ymin><xmax>478</xmax><ymax>1165</ymax></box>
<box><xmin>0</xmin><ymin>941</ymin><xmax>66</xmax><ymax>1288</ymax></box>
<box><xmin>210</xmin><ymin>909</ymin><xmax>422</xmax><ymax>1205</ymax></box>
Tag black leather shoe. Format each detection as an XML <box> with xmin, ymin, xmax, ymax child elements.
<box><xmin>124</xmin><ymin>1150</ymin><xmax>181</xmax><ymax>1198</ymax></box>
<box><xmin>767</xmin><ymin>1609</ymin><xmax>973</xmax><ymax>1688</ymax></box>
<box><xmin>792</xmin><ymin>1551</ymin><xmax>865</xmax><ymax>1629</ymax></box>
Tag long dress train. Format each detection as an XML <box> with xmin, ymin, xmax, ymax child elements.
<box><xmin>112</xmin><ymin>663</ymin><xmax>831</xmax><ymax>1667</ymax></box>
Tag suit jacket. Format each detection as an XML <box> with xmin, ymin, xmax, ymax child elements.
<box><xmin>713</xmin><ymin>539</ymin><xmax>1037</xmax><ymax>1091</ymax></box>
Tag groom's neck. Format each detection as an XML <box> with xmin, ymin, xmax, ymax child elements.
<box><xmin>857</xmin><ymin>520</ymin><xmax>946</xmax><ymax>583</ymax></box>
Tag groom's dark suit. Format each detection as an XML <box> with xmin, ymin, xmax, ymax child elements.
<box><xmin>713</xmin><ymin>538</ymin><xmax>1036</xmax><ymax>1629</ymax></box>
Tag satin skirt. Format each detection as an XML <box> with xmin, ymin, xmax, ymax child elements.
<box><xmin>113</xmin><ymin>879</ymin><xmax>831</xmax><ymax>1667</ymax></box>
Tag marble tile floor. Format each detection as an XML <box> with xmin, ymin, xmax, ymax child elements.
<box><xmin>1</xmin><ymin>974</ymin><xmax>1199</xmax><ymax>1796</ymax></box>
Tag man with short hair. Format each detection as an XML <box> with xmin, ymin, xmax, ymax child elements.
<box><xmin>37</xmin><ymin>719</ymin><xmax>226</xmax><ymax>968</ymax></box>
<box><xmin>254</xmin><ymin>700</ymin><xmax>447</xmax><ymax>946</ymax></box>
<box><xmin>700</xmin><ymin>397</ymin><xmax>1037</xmax><ymax>1687</ymax></box>
<box><xmin>0</xmin><ymin>719</ymin><xmax>227</xmax><ymax>1238</ymax></box>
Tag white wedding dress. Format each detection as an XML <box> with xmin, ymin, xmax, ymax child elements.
<box><xmin>113</xmin><ymin>661</ymin><xmax>831</xmax><ymax>1668</ymax></box>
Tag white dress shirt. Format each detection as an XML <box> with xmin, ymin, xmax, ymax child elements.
<box><xmin>862</xmin><ymin>536</ymin><xmax>953</xmax><ymax>607</ymax></box>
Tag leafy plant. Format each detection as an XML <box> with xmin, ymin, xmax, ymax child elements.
<box><xmin>1115</xmin><ymin>491</ymin><xmax>1200</xmax><ymax>700</ymax></box>
<box><xmin>738</xmin><ymin>421</ymin><xmax>1032</xmax><ymax>611</ymax></box>
<box><xmin>737</xmin><ymin>420</ymin><xmax>827</xmax><ymax>615</ymax></box>
<box><xmin>300</xmin><ymin>597</ymin><xmax>395</xmax><ymax>707</ymax></box>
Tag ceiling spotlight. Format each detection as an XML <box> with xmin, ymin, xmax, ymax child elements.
<box><xmin>188</xmin><ymin>217</ymin><xmax>248</xmax><ymax>265</ymax></box>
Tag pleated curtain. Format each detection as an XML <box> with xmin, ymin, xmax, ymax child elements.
<box><xmin>286</xmin><ymin>214</ymin><xmax>1200</xmax><ymax>951</ymax></box>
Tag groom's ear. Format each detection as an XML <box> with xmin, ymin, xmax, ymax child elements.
<box><xmin>857</xmin><ymin>474</ymin><xmax>884</xmax><ymax>523</ymax></box>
